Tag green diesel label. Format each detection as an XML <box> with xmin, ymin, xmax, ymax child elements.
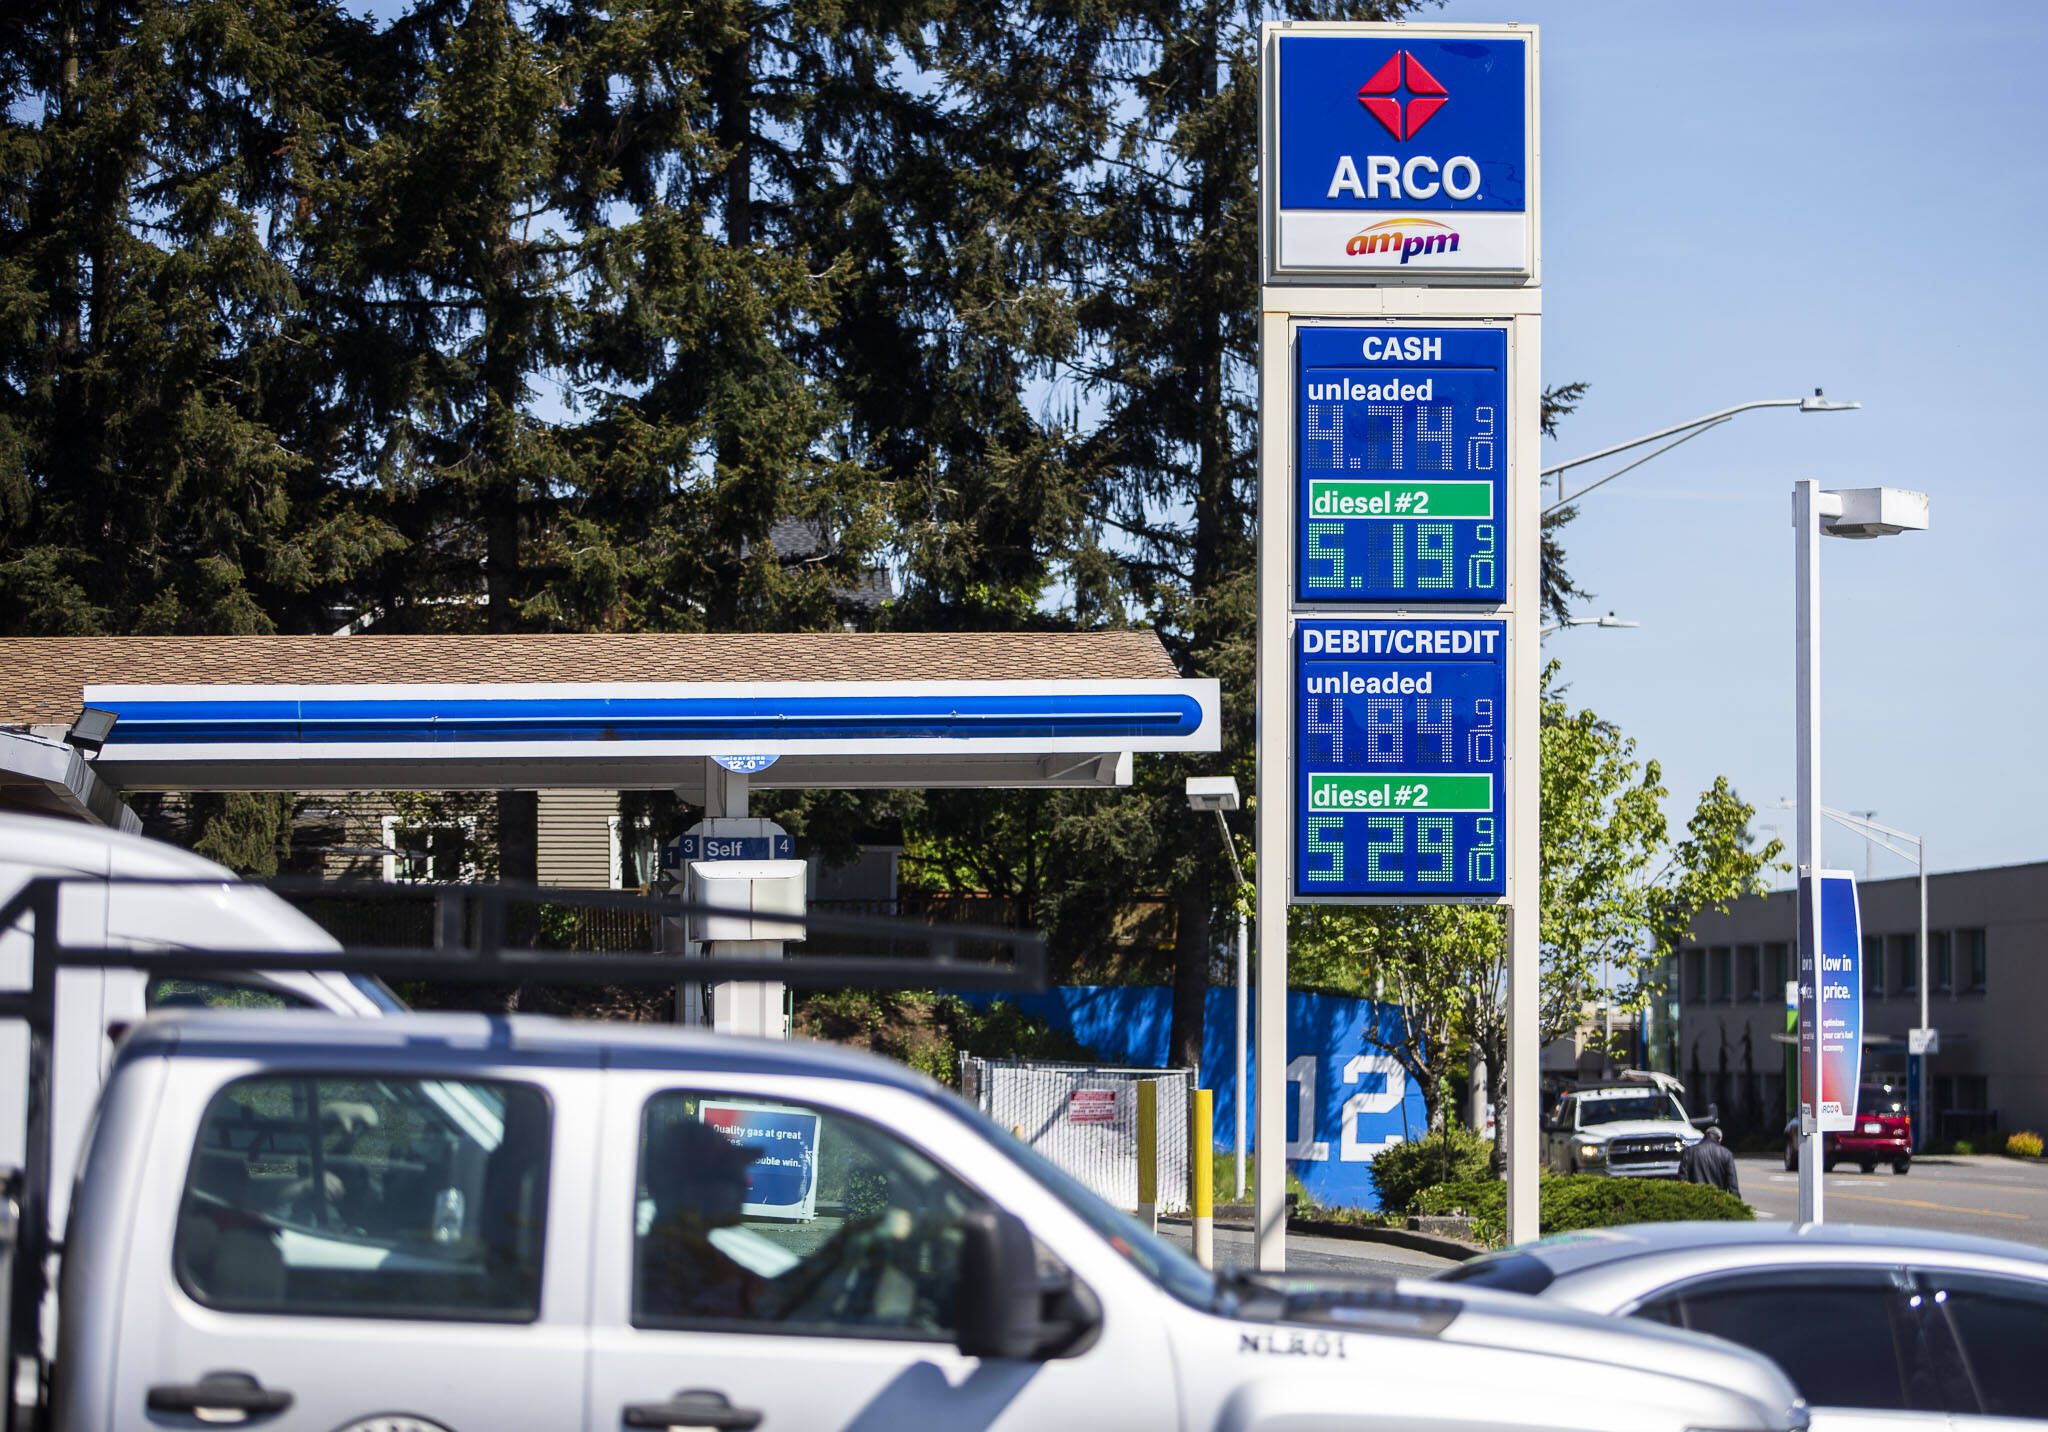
<box><xmin>1306</xmin><ymin>479</ymin><xmax>1493</xmax><ymax>521</ymax></box>
<box><xmin>1306</xmin><ymin>773</ymin><xmax>1493</xmax><ymax>814</ymax></box>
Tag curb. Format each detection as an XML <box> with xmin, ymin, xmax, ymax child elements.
<box><xmin>1160</xmin><ymin>1213</ymin><xmax>1481</xmax><ymax>1263</ymax></box>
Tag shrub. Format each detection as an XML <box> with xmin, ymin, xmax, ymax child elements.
<box><xmin>1412</xmin><ymin>1174</ymin><xmax>1752</xmax><ymax>1249</ymax></box>
<box><xmin>1414</xmin><ymin>1177</ymin><xmax>1508</xmax><ymax>1246</ymax></box>
<box><xmin>1954</xmin><ymin>1139</ymin><xmax>1977</xmax><ymax>1156</ymax></box>
<box><xmin>1369</xmin><ymin>1124</ymin><xmax>1494</xmax><ymax>1213</ymax></box>
<box><xmin>2007</xmin><ymin>1131</ymin><xmax>2044</xmax><ymax>1159</ymax></box>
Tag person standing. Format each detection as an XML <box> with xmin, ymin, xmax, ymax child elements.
<box><xmin>1678</xmin><ymin>1125</ymin><xmax>1741</xmax><ymax>1199</ymax></box>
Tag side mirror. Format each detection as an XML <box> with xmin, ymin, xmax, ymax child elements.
<box><xmin>955</xmin><ymin>1209</ymin><xmax>1098</xmax><ymax>1361</ymax></box>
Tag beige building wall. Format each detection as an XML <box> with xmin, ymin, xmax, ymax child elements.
<box><xmin>536</xmin><ymin>789</ymin><xmax>617</xmax><ymax>889</ymax></box>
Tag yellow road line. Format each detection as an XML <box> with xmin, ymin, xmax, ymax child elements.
<box><xmin>1824</xmin><ymin>1188</ymin><xmax>2029</xmax><ymax>1221</ymax></box>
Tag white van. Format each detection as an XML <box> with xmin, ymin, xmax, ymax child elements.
<box><xmin>0</xmin><ymin>812</ymin><xmax>401</xmax><ymax>1233</ymax></box>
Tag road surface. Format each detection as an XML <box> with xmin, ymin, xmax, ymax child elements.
<box><xmin>1738</xmin><ymin>1151</ymin><xmax>2048</xmax><ymax>1247</ymax></box>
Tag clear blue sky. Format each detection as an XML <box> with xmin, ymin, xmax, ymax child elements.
<box><xmin>1429</xmin><ymin>0</ymin><xmax>2048</xmax><ymax>879</ymax></box>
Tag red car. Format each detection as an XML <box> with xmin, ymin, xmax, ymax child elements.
<box><xmin>1783</xmin><ymin>1080</ymin><xmax>1912</xmax><ymax>1174</ymax></box>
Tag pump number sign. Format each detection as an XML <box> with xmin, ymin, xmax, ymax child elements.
<box><xmin>1297</xmin><ymin>326</ymin><xmax>1506</xmax><ymax>605</ymax></box>
<box><xmin>1294</xmin><ymin>619</ymin><xmax>1505</xmax><ymax>899</ymax></box>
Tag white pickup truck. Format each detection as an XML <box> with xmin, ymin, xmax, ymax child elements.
<box><xmin>3</xmin><ymin>1004</ymin><xmax>1811</xmax><ymax>1432</ymax></box>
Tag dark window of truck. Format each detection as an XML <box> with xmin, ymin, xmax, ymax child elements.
<box><xmin>633</xmin><ymin>1091</ymin><xmax>988</xmax><ymax>1340</ymax></box>
<box><xmin>175</xmin><ymin>1075</ymin><xmax>550</xmax><ymax>1322</ymax></box>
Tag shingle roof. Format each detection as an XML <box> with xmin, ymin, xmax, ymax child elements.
<box><xmin>0</xmin><ymin>632</ymin><xmax>1183</xmax><ymax>726</ymax></box>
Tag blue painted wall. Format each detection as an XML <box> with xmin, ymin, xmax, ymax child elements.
<box><xmin>958</xmin><ymin>986</ymin><xmax>1426</xmax><ymax>1210</ymax></box>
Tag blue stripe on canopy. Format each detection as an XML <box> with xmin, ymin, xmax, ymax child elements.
<box><xmin>95</xmin><ymin>692</ymin><xmax>1206</xmax><ymax>746</ymax></box>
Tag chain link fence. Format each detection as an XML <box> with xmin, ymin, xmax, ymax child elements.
<box><xmin>960</xmin><ymin>1058</ymin><xmax>1195</xmax><ymax>1214</ymax></box>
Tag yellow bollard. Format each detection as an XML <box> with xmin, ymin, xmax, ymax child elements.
<box><xmin>1191</xmin><ymin>1088</ymin><xmax>1215</xmax><ymax>1269</ymax></box>
<box><xmin>1136</xmin><ymin>1079</ymin><xmax>1158</xmax><ymax>1231</ymax></box>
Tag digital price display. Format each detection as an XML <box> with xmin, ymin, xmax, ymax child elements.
<box><xmin>1296</xmin><ymin>326</ymin><xmax>1507</xmax><ymax>605</ymax></box>
<box><xmin>1294</xmin><ymin>619</ymin><xmax>1506</xmax><ymax>899</ymax></box>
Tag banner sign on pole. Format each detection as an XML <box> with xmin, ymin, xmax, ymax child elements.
<box><xmin>1797</xmin><ymin>870</ymin><xmax>1863</xmax><ymax>1134</ymax></box>
<box><xmin>1297</xmin><ymin>325</ymin><xmax>1507</xmax><ymax>605</ymax></box>
<box><xmin>1293</xmin><ymin>618</ymin><xmax>1505</xmax><ymax>899</ymax></box>
<box><xmin>1266</xmin><ymin>30</ymin><xmax>1534</xmax><ymax>282</ymax></box>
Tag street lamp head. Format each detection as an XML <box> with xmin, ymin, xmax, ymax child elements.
<box><xmin>1185</xmin><ymin>775</ymin><xmax>1241</xmax><ymax>812</ymax></box>
<box><xmin>1799</xmin><ymin>388</ymin><xmax>1860</xmax><ymax>413</ymax></box>
<box><xmin>1820</xmin><ymin>486</ymin><xmax>1929</xmax><ymax>540</ymax></box>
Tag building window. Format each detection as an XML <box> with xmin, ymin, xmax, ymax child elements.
<box><xmin>1960</xmin><ymin>928</ymin><xmax>1987</xmax><ymax>992</ymax></box>
<box><xmin>380</xmin><ymin>815</ymin><xmax>476</xmax><ymax>884</ymax></box>
<box><xmin>1891</xmin><ymin>934</ymin><xmax>1918</xmax><ymax>994</ymax></box>
<box><xmin>1863</xmin><ymin>936</ymin><xmax>1884</xmax><ymax>997</ymax></box>
<box><xmin>1933</xmin><ymin>930</ymin><xmax>1953</xmax><ymax>993</ymax></box>
<box><xmin>1766</xmin><ymin>943</ymin><xmax>1791</xmax><ymax>1002</ymax></box>
<box><xmin>608</xmin><ymin>815</ymin><xmax>661</xmax><ymax>891</ymax></box>
<box><xmin>1685</xmin><ymin>947</ymin><xmax>1705</xmax><ymax>1002</ymax></box>
<box><xmin>1708</xmin><ymin>947</ymin><xmax>1732</xmax><ymax>1003</ymax></box>
<box><xmin>1738</xmin><ymin>945</ymin><xmax>1761</xmax><ymax>1002</ymax></box>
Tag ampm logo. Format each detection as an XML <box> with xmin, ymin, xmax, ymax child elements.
<box><xmin>1345</xmin><ymin>218</ymin><xmax>1460</xmax><ymax>263</ymax></box>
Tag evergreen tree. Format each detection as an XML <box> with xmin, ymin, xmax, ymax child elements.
<box><xmin>1068</xmin><ymin>0</ymin><xmax>1416</xmax><ymax>1066</ymax></box>
<box><xmin>0</xmin><ymin>0</ymin><xmax>397</xmax><ymax>637</ymax></box>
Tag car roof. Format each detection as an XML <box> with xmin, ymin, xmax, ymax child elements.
<box><xmin>119</xmin><ymin>1008</ymin><xmax>948</xmax><ymax>1096</ymax></box>
<box><xmin>1474</xmin><ymin>1220</ymin><xmax>2048</xmax><ymax>1280</ymax></box>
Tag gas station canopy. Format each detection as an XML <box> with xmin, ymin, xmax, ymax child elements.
<box><xmin>0</xmin><ymin>633</ymin><xmax>1219</xmax><ymax>805</ymax></box>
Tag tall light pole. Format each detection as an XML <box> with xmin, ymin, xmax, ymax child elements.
<box><xmin>1545</xmin><ymin>392</ymin><xmax>1859</xmax><ymax>517</ymax></box>
<box><xmin>1187</xmin><ymin>776</ymin><xmax>1248</xmax><ymax>1200</ymax></box>
<box><xmin>1793</xmin><ymin>482</ymin><xmax>1929</xmax><ymax>1224</ymax></box>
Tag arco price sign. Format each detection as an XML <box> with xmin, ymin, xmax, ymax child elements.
<box><xmin>1293</xmin><ymin>618</ymin><xmax>1506</xmax><ymax>899</ymax></box>
<box><xmin>1295</xmin><ymin>326</ymin><xmax>1507</xmax><ymax>605</ymax></box>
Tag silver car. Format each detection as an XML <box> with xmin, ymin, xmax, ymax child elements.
<box><xmin>1437</xmin><ymin>1221</ymin><xmax>2048</xmax><ymax>1430</ymax></box>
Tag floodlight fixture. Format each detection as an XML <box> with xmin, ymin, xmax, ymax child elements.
<box><xmin>65</xmin><ymin>707</ymin><xmax>119</xmax><ymax>754</ymax></box>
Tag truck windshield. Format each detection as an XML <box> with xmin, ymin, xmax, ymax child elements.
<box><xmin>1577</xmin><ymin>1093</ymin><xmax>1686</xmax><ymax>1127</ymax></box>
<box><xmin>950</xmin><ymin>1099</ymin><xmax>1217</xmax><ymax>1310</ymax></box>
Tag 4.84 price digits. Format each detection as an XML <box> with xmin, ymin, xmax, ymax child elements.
<box><xmin>1302</xmin><ymin>694</ymin><xmax>1494</xmax><ymax>766</ymax></box>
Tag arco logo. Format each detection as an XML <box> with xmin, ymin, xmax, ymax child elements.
<box><xmin>1357</xmin><ymin>51</ymin><xmax>1447</xmax><ymax>142</ymax></box>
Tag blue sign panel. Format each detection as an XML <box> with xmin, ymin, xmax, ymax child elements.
<box><xmin>1269</xmin><ymin>30</ymin><xmax>1532</xmax><ymax>277</ymax></box>
<box><xmin>1798</xmin><ymin>871</ymin><xmax>1863</xmax><ymax>1134</ymax></box>
<box><xmin>1277</xmin><ymin>35</ymin><xmax>1527</xmax><ymax>213</ymax></box>
<box><xmin>666</xmin><ymin>833</ymin><xmax>795</xmax><ymax>865</ymax></box>
<box><xmin>1297</xmin><ymin>326</ymin><xmax>1506</xmax><ymax>605</ymax></box>
<box><xmin>702</xmin><ymin>1101</ymin><xmax>820</xmax><ymax>1219</ymax></box>
<box><xmin>1294</xmin><ymin>619</ymin><xmax>1505</xmax><ymax>899</ymax></box>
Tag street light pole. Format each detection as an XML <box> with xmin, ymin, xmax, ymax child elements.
<box><xmin>1791</xmin><ymin>481</ymin><xmax>1930</xmax><ymax>1225</ymax></box>
<box><xmin>1186</xmin><ymin>777</ymin><xmax>1249</xmax><ymax>1201</ymax></box>
<box><xmin>1544</xmin><ymin>393</ymin><xmax>1859</xmax><ymax>518</ymax></box>
<box><xmin>1540</xmin><ymin>612</ymin><xmax>1640</xmax><ymax>639</ymax></box>
<box><xmin>1794</xmin><ymin>479</ymin><xmax>1826</xmax><ymax>1226</ymax></box>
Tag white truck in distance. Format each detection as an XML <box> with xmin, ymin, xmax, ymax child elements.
<box><xmin>20</xmin><ymin>1006</ymin><xmax>1814</xmax><ymax>1432</ymax></box>
<box><xmin>0</xmin><ymin>812</ymin><xmax>399</xmax><ymax>1234</ymax></box>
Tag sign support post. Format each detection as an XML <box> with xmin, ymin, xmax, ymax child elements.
<box><xmin>1255</xmin><ymin>23</ymin><xmax>1541</xmax><ymax>1265</ymax></box>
